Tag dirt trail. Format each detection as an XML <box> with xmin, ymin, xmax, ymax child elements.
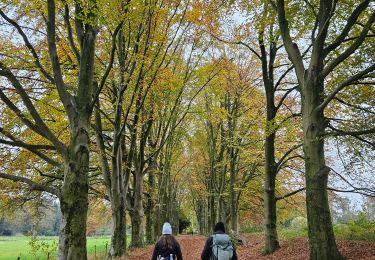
<box><xmin>121</xmin><ymin>234</ymin><xmax>375</xmax><ymax>260</ymax></box>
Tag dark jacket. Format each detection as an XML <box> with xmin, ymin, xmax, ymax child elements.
<box><xmin>151</xmin><ymin>238</ymin><xmax>183</xmax><ymax>260</ymax></box>
<box><xmin>201</xmin><ymin>231</ymin><xmax>238</xmax><ymax>260</ymax></box>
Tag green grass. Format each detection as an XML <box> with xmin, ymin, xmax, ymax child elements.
<box><xmin>0</xmin><ymin>236</ymin><xmax>111</xmax><ymax>260</ymax></box>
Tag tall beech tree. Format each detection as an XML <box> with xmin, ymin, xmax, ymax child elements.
<box><xmin>209</xmin><ymin>4</ymin><xmax>303</xmax><ymax>252</ymax></box>
<box><xmin>235</xmin><ymin>6</ymin><xmax>302</xmax><ymax>253</ymax></box>
<box><xmin>187</xmin><ymin>57</ymin><xmax>265</xmax><ymax>234</ymax></box>
<box><xmin>0</xmin><ymin>1</ymin><xmax>115</xmax><ymax>258</ymax></box>
<box><xmin>273</xmin><ymin>0</ymin><xmax>375</xmax><ymax>258</ymax></box>
<box><xmin>94</xmin><ymin>0</ymin><xmax>212</xmax><ymax>250</ymax></box>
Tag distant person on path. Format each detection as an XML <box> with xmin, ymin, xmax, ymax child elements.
<box><xmin>151</xmin><ymin>222</ymin><xmax>183</xmax><ymax>260</ymax></box>
<box><xmin>201</xmin><ymin>222</ymin><xmax>238</xmax><ymax>260</ymax></box>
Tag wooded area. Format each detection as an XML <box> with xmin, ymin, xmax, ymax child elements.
<box><xmin>0</xmin><ymin>0</ymin><xmax>374</xmax><ymax>260</ymax></box>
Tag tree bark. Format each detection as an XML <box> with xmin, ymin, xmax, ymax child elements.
<box><xmin>302</xmin><ymin>77</ymin><xmax>343</xmax><ymax>260</ymax></box>
<box><xmin>107</xmin><ymin>152</ymin><xmax>126</xmax><ymax>259</ymax></box>
<box><xmin>130</xmin><ymin>171</ymin><xmax>145</xmax><ymax>247</ymax></box>
<box><xmin>264</xmin><ymin>112</ymin><xmax>280</xmax><ymax>254</ymax></box>
<box><xmin>146</xmin><ymin>168</ymin><xmax>156</xmax><ymax>243</ymax></box>
<box><xmin>108</xmin><ymin>200</ymin><xmax>126</xmax><ymax>258</ymax></box>
<box><xmin>58</xmin><ymin>130</ymin><xmax>90</xmax><ymax>260</ymax></box>
<box><xmin>260</xmin><ymin>29</ymin><xmax>280</xmax><ymax>253</ymax></box>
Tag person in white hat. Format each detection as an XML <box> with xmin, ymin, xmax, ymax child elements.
<box><xmin>151</xmin><ymin>222</ymin><xmax>183</xmax><ymax>260</ymax></box>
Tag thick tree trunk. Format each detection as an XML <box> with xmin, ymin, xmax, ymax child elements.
<box><xmin>58</xmin><ymin>132</ymin><xmax>89</xmax><ymax>260</ymax></box>
<box><xmin>108</xmin><ymin>31</ymin><xmax>128</xmax><ymax>258</ymax></box>
<box><xmin>107</xmin><ymin>196</ymin><xmax>126</xmax><ymax>258</ymax></box>
<box><xmin>130</xmin><ymin>210</ymin><xmax>144</xmax><ymax>247</ymax></box>
<box><xmin>303</xmin><ymin>78</ymin><xmax>343</xmax><ymax>260</ymax></box>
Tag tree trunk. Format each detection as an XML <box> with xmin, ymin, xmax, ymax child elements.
<box><xmin>130</xmin><ymin>210</ymin><xmax>144</xmax><ymax>247</ymax></box>
<box><xmin>303</xmin><ymin>78</ymin><xmax>343</xmax><ymax>260</ymax></box>
<box><xmin>107</xmin><ymin>195</ymin><xmax>126</xmax><ymax>258</ymax></box>
<box><xmin>195</xmin><ymin>199</ymin><xmax>207</xmax><ymax>234</ymax></box>
<box><xmin>130</xmin><ymin>172</ymin><xmax>145</xmax><ymax>247</ymax></box>
<box><xmin>208</xmin><ymin>191</ymin><xmax>216</xmax><ymax>232</ymax></box>
<box><xmin>229</xmin><ymin>147</ymin><xmax>238</xmax><ymax>235</ymax></box>
<box><xmin>264</xmin><ymin>131</ymin><xmax>280</xmax><ymax>254</ymax></box>
<box><xmin>258</xmin><ymin>31</ymin><xmax>280</xmax><ymax>254</ymax></box>
<box><xmin>146</xmin><ymin>170</ymin><xmax>156</xmax><ymax>244</ymax></box>
<box><xmin>58</xmin><ymin>132</ymin><xmax>89</xmax><ymax>260</ymax></box>
<box><xmin>107</xmin><ymin>26</ymin><xmax>128</xmax><ymax>258</ymax></box>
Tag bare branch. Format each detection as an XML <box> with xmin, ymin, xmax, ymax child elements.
<box><xmin>276</xmin><ymin>143</ymin><xmax>303</xmax><ymax>168</ymax></box>
<box><xmin>205</xmin><ymin>30</ymin><xmax>262</xmax><ymax>60</ymax></box>
<box><xmin>276</xmin><ymin>187</ymin><xmax>305</xmax><ymax>201</ymax></box>
<box><xmin>275</xmin><ymin>85</ymin><xmax>298</xmax><ymax>112</ymax></box>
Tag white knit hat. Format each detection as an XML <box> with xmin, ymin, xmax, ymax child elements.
<box><xmin>162</xmin><ymin>222</ymin><xmax>172</xmax><ymax>235</ymax></box>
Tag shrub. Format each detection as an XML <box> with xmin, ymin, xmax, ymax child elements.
<box><xmin>240</xmin><ymin>225</ymin><xmax>264</xmax><ymax>233</ymax></box>
<box><xmin>290</xmin><ymin>217</ymin><xmax>307</xmax><ymax>230</ymax></box>
<box><xmin>334</xmin><ymin>214</ymin><xmax>375</xmax><ymax>241</ymax></box>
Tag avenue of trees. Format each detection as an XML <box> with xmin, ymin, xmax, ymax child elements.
<box><xmin>0</xmin><ymin>1</ymin><xmax>374</xmax><ymax>260</ymax></box>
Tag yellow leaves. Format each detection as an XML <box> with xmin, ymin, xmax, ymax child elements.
<box><xmin>185</xmin><ymin>1</ymin><xmax>221</xmax><ymax>34</ymax></box>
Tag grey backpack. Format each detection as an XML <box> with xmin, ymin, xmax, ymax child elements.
<box><xmin>211</xmin><ymin>234</ymin><xmax>234</xmax><ymax>260</ymax></box>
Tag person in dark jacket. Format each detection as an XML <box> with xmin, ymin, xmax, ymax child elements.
<box><xmin>201</xmin><ymin>222</ymin><xmax>238</xmax><ymax>260</ymax></box>
<box><xmin>151</xmin><ymin>222</ymin><xmax>183</xmax><ymax>260</ymax></box>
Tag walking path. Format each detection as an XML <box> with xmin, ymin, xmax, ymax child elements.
<box><xmin>121</xmin><ymin>234</ymin><xmax>375</xmax><ymax>260</ymax></box>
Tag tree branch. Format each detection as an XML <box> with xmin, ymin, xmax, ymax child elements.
<box><xmin>275</xmin><ymin>85</ymin><xmax>298</xmax><ymax>112</ymax></box>
<box><xmin>325</xmin><ymin>124</ymin><xmax>375</xmax><ymax>137</ymax></box>
<box><xmin>0</xmin><ymin>172</ymin><xmax>59</xmax><ymax>196</ymax></box>
<box><xmin>275</xmin><ymin>0</ymin><xmax>306</xmax><ymax>84</ymax></box>
<box><xmin>63</xmin><ymin>4</ymin><xmax>80</xmax><ymax>63</ymax></box>
<box><xmin>0</xmin><ymin>8</ymin><xmax>54</xmax><ymax>82</ymax></box>
<box><xmin>322</xmin><ymin>12</ymin><xmax>375</xmax><ymax>77</ymax></box>
<box><xmin>46</xmin><ymin>0</ymin><xmax>75</xmax><ymax>121</ymax></box>
<box><xmin>318</xmin><ymin>62</ymin><xmax>375</xmax><ymax>111</ymax></box>
<box><xmin>0</xmin><ymin>63</ymin><xmax>66</xmax><ymax>154</ymax></box>
<box><xmin>90</xmin><ymin>21</ymin><xmax>123</xmax><ymax>112</ymax></box>
<box><xmin>276</xmin><ymin>143</ymin><xmax>303</xmax><ymax>168</ymax></box>
<box><xmin>276</xmin><ymin>187</ymin><xmax>305</xmax><ymax>201</ymax></box>
<box><xmin>334</xmin><ymin>96</ymin><xmax>375</xmax><ymax>115</ymax></box>
<box><xmin>323</xmin><ymin>0</ymin><xmax>371</xmax><ymax>56</ymax></box>
<box><xmin>205</xmin><ymin>30</ymin><xmax>262</xmax><ymax>60</ymax></box>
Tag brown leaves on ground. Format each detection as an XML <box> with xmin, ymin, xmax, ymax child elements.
<box><xmin>121</xmin><ymin>234</ymin><xmax>375</xmax><ymax>260</ymax></box>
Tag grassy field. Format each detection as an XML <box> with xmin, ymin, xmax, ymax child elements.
<box><xmin>0</xmin><ymin>236</ymin><xmax>111</xmax><ymax>260</ymax></box>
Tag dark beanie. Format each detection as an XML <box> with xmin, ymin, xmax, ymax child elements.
<box><xmin>214</xmin><ymin>222</ymin><xmax>225</xmax><ymax>232</ymax></box>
